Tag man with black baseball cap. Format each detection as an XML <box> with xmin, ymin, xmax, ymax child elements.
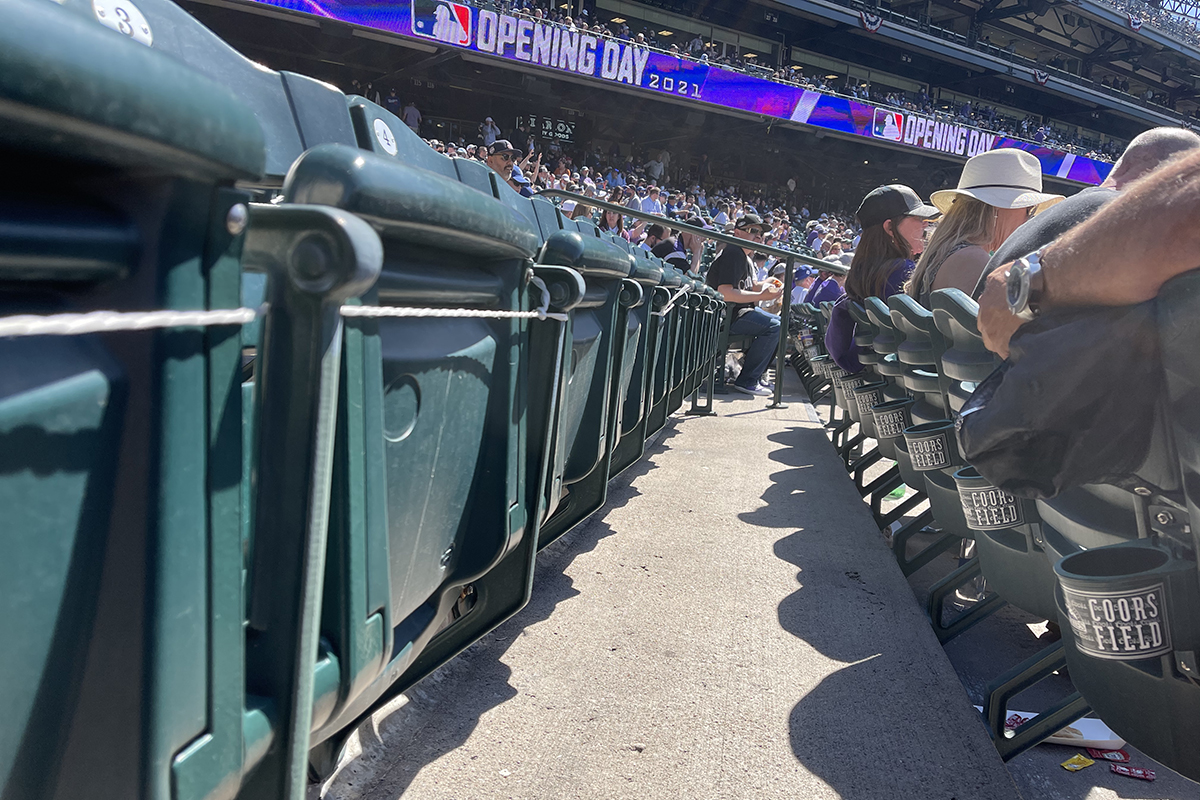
<box><xmin>705</xmin><ymin>213</ymin><xmax>784</xmax><ymax>396</ymax></box>
<box><xmin>486</xmin><ymin>139</ymin><xmax>523</xmax><ymax>193</ymax></box>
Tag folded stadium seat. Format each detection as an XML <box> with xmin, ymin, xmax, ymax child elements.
<box><xmin>926</xmin><ymin>289</ymin><xmax>1090</xmax><ymax>758</ymax></box>
<box><xmin>686</xmin><ymin>285</ymin><xmax>726</xmax><ymax>415</ymax></box>
<box><xmin>887</xmin><ymin>295</ymin><xmax>987</xmax><ymax>611</ymax></box>
<box><xmin>0</xmin><ymin>3</ymin><xmax>389</xmax><ymax>799</ymax></box>
<box><xmin>840</xmin><ymin>300</ymin><xmax>923</xmax><ymax>524</ymax></box>
<box><xmin>610</xmin><ymin>248</ymin><xmax>668</xmax><ymax>475</ymax></box>
<box><xmin>796</xmin><ymin>303</ymin><xmax>834</xmax><ymax>404</ymax></box>
<box><xmin>1034</xmin><ymin>270</ymin><xmax>1200</xmax><ymax>778</ymax></box>
<box><xmin>646</xmin><ymin>266</ymin><xmax>688</xmax><ymax>434</ymax></box>
<box><xmin>819</xmin><ymin>299</ymin><xmax>863</xmax><ymax>454</ymax></box>
<box><xmin>680</xmin><ymin>271</ymin><xmax>713</xmax><ymax>402</ymax></box>
<box><xmin>534</xmin><ymin>230</ymin><xmax>636</xmax><ymax>549</ymax></box>
<box><xmin>931</xmin><ymin>290</ymin><xmax>1058</xmax><ymax>622</ymax></box>
<box><xmin>290</xmin><ymin>95</ymin><xmax>587</xmax><ymax>777</ymax></box>
<box><xmin>837</xmin><ymin>300</ymin><xmax>889</xmax><ymax>482</ymax></box>
<box><xmin>280</xmin><ymin>143</ymin><xmax>579</xmax><ymax>777</ymax></box>
<box><xmin>790</xmin><ymin>304</ymin><xmax>824</xmax><ymax>392</ymax></box>
<box><xmin>666</xmin><ymin>276</ymin><xmax>702</xmax><ymax>414</ymax></box>
<box><xmin>864</xmin><ymin>299</ymin><xmax>945</xmax><ymax>551</ymax></box>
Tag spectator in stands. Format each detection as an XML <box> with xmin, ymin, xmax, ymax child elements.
<box><xmin>641</xmin><ymin>186</ymin><xmax>664</xmax><ymax>215</ymax></box>
<box><xmin>972</xmin><ymin>126</ymin><xmax>1200</xmax><ymax>301</ymax></box>
<box><xmin>713</xmin><ymin>202</ymin><xmax>731</xmax><ymax>226</ymax></box>
<box><xmin>401</xmin><ymin>100</ymin><xmax>422</xmax><ymax>134</ymax></box>
<box><xmin>790</xmin><ymin>265</ymin><xmax>818</xmax><ymax>303</ymax></box>
<box><xmin>653</xmin><ymin>216</ymin><xmax>709</xmax><ymax>274</ymax></box>
<box><xmin>978</xmin><ymin>129</ymin><xmax>1200</xmax><ymax>357</ymax></box>
<box><xmin>486</xmin><ymin>140</ymin><xmax>524</xmax><ymax>192</ymax></box>
<box><xmin>906</xmin><ymin>149</ymin><xmax>1063</xmax><ymax>305</ymax></box>
<box><xmin>482</xmin><ymin>116</ymin><xmax>502</xmax><ymax>146</ymax></box>
<box><xmin>384</xmin><ymin>88</ymin><xmax>401</xmax><ymax>115</ymax></box>
<box><xmin>599</xmin><ymin>207</ymin><xmax>645</xmax><ymax>242</ymax></box>
<box><xmin>803</xmin><ymin>268</ymin><xmax>844</xmax><ymax>306</ymax></box>
<box><xmin>645</xmin><ymin>153</ymin><xmax>665</xmax><ymax>182</ymax></box>
<box><xmin>825</xmin><ymin>185</ymin><xmax>940</xmax><ymax>373</ymax></box>
<box><xmin>510</xmin><ymin>163</ymin><xmax>535</xmax><ymax>198</ymax></box>
<box><xmin>706</xmin><ymin>214</ymin><xmax>783</xmax><ymax>395</ymax></box>
<box><xmin>640</xmin><ymin>223</ymin><xmax>669</xmax><ymax>252</ymax></box>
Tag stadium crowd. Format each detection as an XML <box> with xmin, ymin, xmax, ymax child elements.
<box><xmin>413</xmin><ymin>122</ymin><xmax>860</xmax><ymax>268</ymax></box>
<box><xmin>456</xmin><ymin>0</ymin><xmax>1138</xmax><ymax>162</ymax></box>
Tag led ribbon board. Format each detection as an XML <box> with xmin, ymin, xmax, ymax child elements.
<box><xmin>252</xmin><ymin>0</ymin><xmax>1113</xmax><ymax>185</ymax></box>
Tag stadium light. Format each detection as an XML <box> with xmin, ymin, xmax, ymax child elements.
<box><xmin>610</xmin><ymin>17</ymin><xmax>625</xmax><ymax>23</ymax></box>
<box><xmin>658</xmin><ymin>30</ymin><xmax>673</xmax><ymax>35</ymax></box>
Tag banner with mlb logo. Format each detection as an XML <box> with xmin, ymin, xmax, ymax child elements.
<box><xmin>248</xmin><ymin>0</ymin><xmax>1114</xmax><ymax>185</ymax></box>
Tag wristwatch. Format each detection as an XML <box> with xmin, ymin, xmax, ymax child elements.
<box><xmin>1006</xmin><ymin>246</ymin><xmax>1047</xmax><ymax>321</ymax></box>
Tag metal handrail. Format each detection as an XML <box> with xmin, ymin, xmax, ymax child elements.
<box><xmin>536</xmin><ymin>190</ymin><xmax>845</xmax><ymax>273</ymax></box>
<box><xmin>539</xmin><ymin>189</ymin><xmax>843</xmax><ymax>407</ymax></box>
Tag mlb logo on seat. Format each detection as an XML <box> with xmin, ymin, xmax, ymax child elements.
<box><xmin>412</xmin><ymin>0</ymin><xmax>472</xmax><ymax>46</ymax></box>
<box><xmin>873</xmin><ymin>109</ymin><xmax>903</xmax><ymax>142</ymax></box>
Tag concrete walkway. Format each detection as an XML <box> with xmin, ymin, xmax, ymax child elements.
<box><xmin>311</xmin><ymin>379</ymin><xmax>1020</xmax><ymax>799</ymax></box>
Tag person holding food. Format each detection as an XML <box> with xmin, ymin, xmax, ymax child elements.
<box><xmin>705</xmin><ymin>214</ymin><xmax>783</xmax><ymax>396</ymax></box>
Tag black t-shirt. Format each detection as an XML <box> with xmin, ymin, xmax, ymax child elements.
<box><xmin>971</xmin><ymin>187</ymin><xmax>1118</xmax><ymax>299</ymax></box>
<box><xmin>706</xmin><ymin>245</ymin><xmax>755</xmax><ymax>317</ymax></box>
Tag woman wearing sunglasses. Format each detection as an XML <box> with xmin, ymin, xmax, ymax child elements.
<box><xmin>906</xmin><ymin>149</ymin><xmax>1062</xmax><ymax>307</ymax></box>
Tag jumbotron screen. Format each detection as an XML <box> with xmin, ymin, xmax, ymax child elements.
<box><xmin>249</xmin><ymin>0</ymin><xmax>1113</xmax><ymax>185</ymax></box>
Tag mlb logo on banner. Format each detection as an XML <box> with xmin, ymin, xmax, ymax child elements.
<box><xmin>873</xmin><ymin>109</ymin><xmax>903</xmax><ymax>141</ymax></box>
<box><xmin>412</xmin><ymin>0</ymin><xmax>472</xmax><ymax>46</ymax></box>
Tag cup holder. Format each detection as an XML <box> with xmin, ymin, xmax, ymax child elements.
<box><xmin>902</xmin><ymin>420</ymin><xmax>962</xmax><ymax>472</ymax></box>
<box><xmin>1056</xmin><ymin>543</ymin><xmax>1198</xmax><ymax>662</ymax></box>
<box><xmin>953</xmin><ymin>466</ymin><xmax>1029</xmax><ymax>531</ymax></box>
<box><xmin>852</xmin><ymin>381</ymin><xmax>886</xmax><ymax>438</ymax></box>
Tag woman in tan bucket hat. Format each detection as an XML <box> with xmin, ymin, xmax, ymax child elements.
<box><xmin>907</xmin><ymin>148</ymin><xmax>1064</xmax><ymax>306</ymax></box>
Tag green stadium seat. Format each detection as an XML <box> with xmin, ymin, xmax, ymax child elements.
<box><xmin>610</xmin><ymin>251</ymin><xmax>667</xmax><ymax>476</ymax></box>
<box><xmin>1030</xmin><ymin>270</ymin><xmax>1200</xmax><ymax>779</ymax></box>
<box><xmin>535</xmin><ymin>230</ymin><xmax>635</xmax><ymax>549</ymax></box>
<box><xmin>279</xmin><ymin>143</ymin><xmax>560</xmax><ymax>775</ymax></box>
<box><xmin>646</xmin><ymin>266</ymin><xmax>687</xmax><ymax>435</ymax></box>
<box><xmin>0</xmin><ymin>3</ymin><xmax>396</xmax><ymax>799</ymax></box>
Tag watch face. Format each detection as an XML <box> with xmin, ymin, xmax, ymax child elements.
<box><xmin>1007</xmin><ymin>262</ymin><xmax>1028</xmax><ymax>312</ymax></box>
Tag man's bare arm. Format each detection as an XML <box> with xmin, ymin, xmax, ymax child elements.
<box><xmin>1040</xmin><ymin>147</ymin><xmax>1200</xmax><ymax>307</ymax></box>
<box><xmin>717</xmin><ymin>283</ymin><xmax>781</xmax><ymax>303</ymax></box>
<box><xmin>979</xmin><ymin>148</ymin><xmax>1200</xmax><ymax>356</ymax></box>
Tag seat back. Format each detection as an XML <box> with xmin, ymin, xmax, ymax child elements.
<box><xmin>930</xmin><ymin>289</ymin><xmax>998</xmax><ymax>414</ymax></box>
<box><xmin>282</xmin><ymin>144</ymin><xmax>548</xmax><ymax>753</ymax></box>
<box><xmin>0</xmin><ymin>4</ymin><xmax>350</xmax><ymax>799</ymax></box>
<box><xmin>888</xmin><ymin>294</ymin><xmax>949</xmax><ymax>424</ymax></box>
<box><xmin>535</xmin><ymin>230</ymin><xmax>635</xmax><ymax>547</ymax></box>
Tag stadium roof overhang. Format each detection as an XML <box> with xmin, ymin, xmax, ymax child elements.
<box><xmin>763</xmin><ymin>0</ymin><xmax>1193</xmax><ymax>126</ymax></box>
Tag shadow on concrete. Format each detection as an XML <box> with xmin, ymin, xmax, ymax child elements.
<box><xmin>736</xmin><ymin>423</ymin><xmax>1008</xmax><ymax>797</ymax></box>
<box><xmin>315</xmin><ymin>420</ymin><xmax>681</xmax><ymax>799</ymax></box>
<box><xmin>751</xmin><ymin>417</ymin><xmax>1196</xmax><ymax>798</ymax></box>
